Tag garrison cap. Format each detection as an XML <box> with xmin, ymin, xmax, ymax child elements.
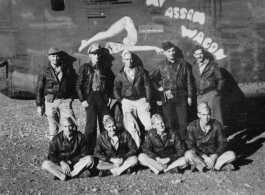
<box><xmin>162</xmin><ymin>41</ymin><xmax>175</xmax><ymax>51</ymax></box>
<box><xmin>87</xmin><ymin>43</ymin><xmax>102</xmax><ymax>54</ymax></box>
<box><xmin>48</xmin><ymin>47</ymin><xmax>61</xmax><ymax>55</ymax></box>
<box><xmin>197</xmin><ymin>102</ymin><xmax>211</xmax><ymax>113</ymax></box>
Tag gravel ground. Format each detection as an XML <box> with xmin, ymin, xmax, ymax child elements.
<box><xmin>0</xmin><ymin>94</ymin><xmax>264</xmax><ymax>195</ymax></box>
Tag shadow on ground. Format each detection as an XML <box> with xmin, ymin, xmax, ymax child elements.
<box><xmin>226</xmin><ymin>97</ymin><xmax>265</xmax><ymax>168</ymax></box>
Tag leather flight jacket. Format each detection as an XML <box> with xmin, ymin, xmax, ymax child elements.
<box><xmin>94</xmin><ymin>130</ymin><xmax>137</xmax><ymax>162</ymax></box>
<box><xmin>192</xmin><ymin>59</ymin><xmax>225</xmax><ymax>95</ymax></box>
<box><xmin>75</xmin><ymin>62</ymin><xmax>113</xmax><ymax>102</ymax></box>
<box><xmin>150</xmin><ymin>58</ymin><xmax>193</xmax><ymax>99</ymax></box>
<box><xmin>186</xmin><ymin>119</ymin><xmax>228</xmax><ymax>157</ymax></box>
<box><xmin>114</xmin><ymin>66</ymin><xmax>151</xmax><ymax>103</ymax></box>
<box><xmin>36</xmin><ymin>63</ymin><xmax>77</xmax><ymax>107</ymax></box>
<box><xmin>48</xmin><ymin>131</ymin><xmax>92</xmax><ymax>165</ymax></box>
<box><xmin>141</xmin><ymin>129</ymin><xmax>186</xmax><ymax>163</ymax></box>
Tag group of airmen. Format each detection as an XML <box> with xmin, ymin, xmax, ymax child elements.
<box><xmin>37</xmin><ymin>41</ymin><xmax>236</xmax><ymax>181</ymax></box>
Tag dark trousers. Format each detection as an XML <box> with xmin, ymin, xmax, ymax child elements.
<box><xmin>85</xmin><ymin>91</ymin><xmax>109</xmax><ymax>151</ymax></box>
<box><xmin>162</xmin><ymin>93</ymin><xmax>188</xmax><ymax>140</ymax></box>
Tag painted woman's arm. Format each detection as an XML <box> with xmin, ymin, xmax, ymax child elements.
<box><xmin>124</xmin><ymin>45</ymin><xmax>164</xmax><ymax>55</ymax></box>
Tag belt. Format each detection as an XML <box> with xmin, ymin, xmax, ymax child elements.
<box><xmin>197</xmin><ymin>87</ymin><xmax>216</xmax><ymax>95</ymax></box>
<box><xmin>124</xmin><ymin>96</ymin><xmax>141</xmax><ymax>101</ymax></box>
<box><xmin>92</xmin><ymin>88</ymin><xmax>102</xmax><ymax>91</ymax></box>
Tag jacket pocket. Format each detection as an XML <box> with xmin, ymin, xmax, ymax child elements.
<box><xmin>163</xmin><ymin>79</ymin><xmax>173</xmax><ymax>89</ymax></box>
<box><xmin>125</xmin><ymin>88</ymin><xmax>133</xmax><ymax>96</ymax></box>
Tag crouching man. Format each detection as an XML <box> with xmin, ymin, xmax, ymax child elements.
<box><xmin>185</xmin><ymin>103</ymin><xmax>236</xmax><ymax>172</ymax></box>
<box><xmin>94</xmin><ymin>115</ymin><xmax>138</xmax><ymax>177</ymax></box>
<box><xmin>42</xmin><ymin>117</ymin><xmax>94</xmax><ymax>181</ymax></box>
<box><xmin>138</xmin><ymin>114</ymin><xmax>188</xmax><ymax>175</ymax></box>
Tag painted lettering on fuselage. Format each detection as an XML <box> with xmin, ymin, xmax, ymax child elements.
<box><xmin>145</xmin><ymin>1</ymin><xmax>227</xmax><ymax>60</ymax></box>
<box><xmin>165</xmin><ymin>7</ymin><xmax>227</xmax><ymax>60</ymax></box>
<box><xmin>146</xmin><ymin>0</ymin><xmax>166</xmax><ymax>8</ymax></box>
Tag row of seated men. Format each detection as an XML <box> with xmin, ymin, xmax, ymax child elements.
<box><xmin>42</xmin><ymin>103</ymin><xmax>236</xmax><ymax>181</ymax></box>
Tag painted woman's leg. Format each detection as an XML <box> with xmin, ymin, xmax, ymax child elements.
<box><xmin>78</xmin><ymin>16</ymin><xmax>134</xmax><ymax>52</ymax></box>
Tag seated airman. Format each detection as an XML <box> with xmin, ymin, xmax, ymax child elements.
<box><xmin>94</xmin><ymin>115</ymin><xmax>138</xmax><ymax>177</ymax></box>
<box><xmin>138</xmin><ymin>114</ymin><xmax>188</xmax><ymax>175</ymax></box>
<box><xmin>185</xmin><ymin>103</ymin><xmax>236</xmax><ymax>172</ymax></box>
<box><xmin>42</xmin><ymin>117</ymin><xmax>94</xmax><ymax>181</ymax></box>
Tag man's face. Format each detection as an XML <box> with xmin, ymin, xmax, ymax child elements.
<box><xmin>122</xmin><ymin>53</ymin><xmax>133</xmax><ymax>68</ymax></box>
<box><xmin>193</xmin><ymin>49</ymin><xmax>205</xmax><ymax>63</ymax></box>
<box><xmin>164</xmin><ymin>47</ymin><xmax>176</xmax><ymax>61</ymax></box>
<box><xmin>89</xmin><ymin>53</ymin><xmax>100</xmax><ymax>64</ymax></box>
<box><xmin>198</xmin><ymin>108</ymin><xmax>211</xmax><ymax>125</ymax></box>
<box><xmin>48</xmin><ymin>54</ymin><xmax>60</xmax><ymax>66</ymax></box>
<box><xmin>105</xmin><ymin>121</ymin><xmax>117</xmax><ymax>137</ymax></box>
<box><xmin>154</xmin><ymin>118</ymin><xmax>165</xmax><ymax>133</ymax></box>
<box><xmin>62</xmin><ymin>120</ymin><xmax>75</xmax><ymax>137</ymax></box>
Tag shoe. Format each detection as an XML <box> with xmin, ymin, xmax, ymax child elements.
<box><xmin>220</xmin><ymin>164</ymin><xmax>235</xmax><ymax>172</ymax></box>
<box><xmin>53</xmin><ymin>176</ymin><xmax>59</xmax><ymax>180</ymax></box>
<box><xmin>168</xmin><ymin>167</ymin><xmax>179</xmax><ymax>174</ymax></box>
<box><xmin>53</xmin><ymin>175</ymin><xmax>69</xmax><ymax>181</ymax></box>
<box><xmin>200</xmin><ymin>166</ymin><xmax>207</xmax><ymax>173</ymax></box>
<box><xmin>98</xmin><ymin>170</ymin><xmax>112</xmax><ymax>177</ymax></box>
<box><xmin>149</xmin><ymin>169</ymin><xmax>160</xmax><ymax>175</ymax></box>
<box><xmin>53</xmin><ymin>176</ymin><xmax>68</xmax><ymax>181</ymax></box>
<box><xmin>77</xmin><ymin>170</ymin><xmax>91</xmax><ymax>178</ymax></box>
<box><xmin>211</xmin><ymin>168</ymin><xmax>218</xmax><ymax>172</ymax></box>
<box><xmin>191</xmin><ymin>165</ymin><xmax>196</xmax><ymax>172</ymax></box>
<box><xmin>98</xmin><ymin>170</ymin><xmax>104</xmax><ymax>177</ymax></box>
<box><xmin>126</xmin><ymin>168</ymin><xmax>132</xmax><ymax>175</ymax></box>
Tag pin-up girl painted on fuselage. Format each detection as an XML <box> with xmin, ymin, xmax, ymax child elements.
<box><xmin>78</xmin><ymin>16</ymin><xmax>163</xmax><ymax>55</ymax></box>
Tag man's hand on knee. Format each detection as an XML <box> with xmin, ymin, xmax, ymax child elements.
<box><xmin>156</xmin><ymin>157</ymin><xmax>169</xmax><ymax>169</ymax></box>
<box><xmin>110</xmin><ymin>158</ymin><xmax>123</xmax><ymax>167</ymax></box>
<box><xmin>202</xmin><ymin>154</ymin><xmax>211</xmax><ymax>167</ymax></box>
<box><xmin>208</xmin><ymin>154</ymin><xmax>218</xmax><ymax>169</ymax></box>
<box><xmin>60</xmin><ymin>161</ymin><xmax>71</xmax><ymax>175</ymax></box>
<box><xmin>202</xmin><ymin>154</ymin><xmax>217</xmax><ymax>169</ymax></box>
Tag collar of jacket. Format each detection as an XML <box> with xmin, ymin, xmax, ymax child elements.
<box><xmin>198</xmin><ymin>58</ymin><xmax>209</xmax><ymax>67</ymax></box>
<box><xmin>150</xmin><ymin>128</ymin><xmax>169</xmax><ymax>138</ymax></box>
<box><xmin>102</xmin><ymin>129</ymin><xmax>122</xmax><ymax>142</ymax></box>
<box><xmin>120</xmin><ymin>65</ymin><xmax>139</xmax><ymax>72</ymax></box>
<box><xmin>119</xmin><ymin>65</ymin><xmax>140</xmax><ymax>78</ymax></box>
<box><xmin>165</xmin><ymin>58</ymin><xmax>181</xmax><ymax>66</ymax></box>
<box><xmin>88</xmin><ymin>61</ymin><xmax>105</xmax><ymax>73</ymax></box>
<box><xmin>193</xmin><ymin>58</ymin><xmax>211</xmax><ymax>70</ymax></box>
<box><xmin>88</xmin><ymin>61</ymin><xmax>101</xmax><ymax>68</ymax></box>
<box><xmin>124</xmin><ymin>66</ymin><xmax>135</xmax><ymax>74</ymax></box>
<box><xmin>157</xmin><ymin>131</ymin><xmax>168</xmax><ymax>139</ymax></box>
<box><xmin>57</xmin><ymin>130</ymin><xmax>78</xmax><ymax>142</ymax></box>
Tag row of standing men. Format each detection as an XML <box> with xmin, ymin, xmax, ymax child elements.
<box><xmin>36</xmin><ymin>41</ymin><xmax>224</xmax><ymax>146</ymax></box>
